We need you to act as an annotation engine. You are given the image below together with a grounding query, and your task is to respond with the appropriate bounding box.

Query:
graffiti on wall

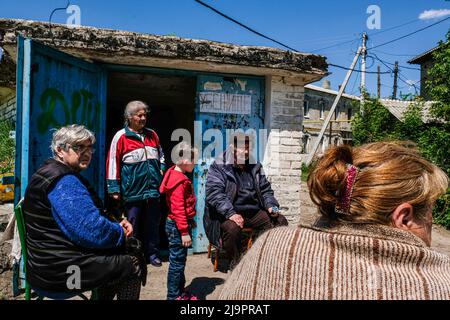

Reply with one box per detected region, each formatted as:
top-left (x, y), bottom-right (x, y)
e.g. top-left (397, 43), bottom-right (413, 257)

top-left (37, 88), bottom-right (101, 134)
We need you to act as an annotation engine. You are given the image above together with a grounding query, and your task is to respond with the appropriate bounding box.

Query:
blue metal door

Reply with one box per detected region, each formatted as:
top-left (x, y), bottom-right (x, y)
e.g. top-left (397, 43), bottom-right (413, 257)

top-left (192, 74), bottom-right (265, 252)
top-left (14, 37), bottom-right (107, 203)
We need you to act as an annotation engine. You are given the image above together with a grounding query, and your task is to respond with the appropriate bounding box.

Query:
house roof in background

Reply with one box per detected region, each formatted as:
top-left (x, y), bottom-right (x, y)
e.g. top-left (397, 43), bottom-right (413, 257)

top-left (379, 99), bottom-right (435, 123)
top-left (305, 84), bottom-right (361, 100)
top-left (408, 45), bottom-right (441, 65)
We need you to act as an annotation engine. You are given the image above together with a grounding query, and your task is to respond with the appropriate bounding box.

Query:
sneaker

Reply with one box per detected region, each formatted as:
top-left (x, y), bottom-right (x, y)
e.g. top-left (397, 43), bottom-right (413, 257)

top-left (181, 288), bottom-right (199, 300)
top-left (148, 255), bottom-right (162, 267)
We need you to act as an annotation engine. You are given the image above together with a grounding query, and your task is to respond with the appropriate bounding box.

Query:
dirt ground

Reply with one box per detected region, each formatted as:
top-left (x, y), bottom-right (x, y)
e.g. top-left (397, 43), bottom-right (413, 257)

top-left (1, 182), bottom-right (449, 300)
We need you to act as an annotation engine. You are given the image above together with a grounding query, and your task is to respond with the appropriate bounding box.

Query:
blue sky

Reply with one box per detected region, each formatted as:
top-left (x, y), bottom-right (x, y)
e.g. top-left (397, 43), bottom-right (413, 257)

top-left (1, 0), bottom-right (450, 98)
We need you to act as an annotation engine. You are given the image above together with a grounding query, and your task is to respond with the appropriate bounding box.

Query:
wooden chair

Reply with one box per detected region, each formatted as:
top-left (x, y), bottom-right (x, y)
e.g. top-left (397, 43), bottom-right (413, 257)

top-left (14, 199), bottom-right (98, 300)
top-left (207, 227), bottom-right (254, 272)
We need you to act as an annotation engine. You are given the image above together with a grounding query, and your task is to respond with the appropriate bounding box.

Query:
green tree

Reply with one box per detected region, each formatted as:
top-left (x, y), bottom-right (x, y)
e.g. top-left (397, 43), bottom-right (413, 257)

top-left (422, 32), bottom-right (450, 226)
top-left (351, 98), bottom-right (397, 145)
top-left (351, 30), bottom-right (450, 228)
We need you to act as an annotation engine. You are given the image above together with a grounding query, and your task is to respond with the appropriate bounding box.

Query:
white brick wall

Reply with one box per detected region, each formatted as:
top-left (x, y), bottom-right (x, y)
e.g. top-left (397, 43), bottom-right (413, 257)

top-left (263, 76), bottom-right (304, 225)
top-left (0, 95), bottom-right (16, 124)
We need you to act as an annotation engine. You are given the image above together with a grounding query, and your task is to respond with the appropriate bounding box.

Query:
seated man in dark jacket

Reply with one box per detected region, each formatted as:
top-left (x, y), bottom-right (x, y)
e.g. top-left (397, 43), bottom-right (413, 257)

top-left (204, 133), bottom-right (288, 265)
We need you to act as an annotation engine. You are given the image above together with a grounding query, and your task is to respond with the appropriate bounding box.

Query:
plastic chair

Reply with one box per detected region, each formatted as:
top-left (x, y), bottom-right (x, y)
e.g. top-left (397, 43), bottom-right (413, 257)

top-left (14, 199), bottom-right (98, 300)
top-left (207, 227), bottom-right (254, 272)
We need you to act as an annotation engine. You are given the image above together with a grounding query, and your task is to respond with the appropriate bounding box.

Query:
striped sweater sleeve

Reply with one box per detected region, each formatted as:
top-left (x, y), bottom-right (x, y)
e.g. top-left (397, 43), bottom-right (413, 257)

top-left (151, 129), bottom-right (166, 171)
top-left (106, 129), bottom-right (124, 194)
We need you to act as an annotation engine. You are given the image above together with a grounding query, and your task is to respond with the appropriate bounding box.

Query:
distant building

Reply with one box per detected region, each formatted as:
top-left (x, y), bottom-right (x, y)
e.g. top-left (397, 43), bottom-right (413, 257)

top-left (408, 45), bottom-right (441, 100)
top-left (302, 81), bottom-right (360, 160)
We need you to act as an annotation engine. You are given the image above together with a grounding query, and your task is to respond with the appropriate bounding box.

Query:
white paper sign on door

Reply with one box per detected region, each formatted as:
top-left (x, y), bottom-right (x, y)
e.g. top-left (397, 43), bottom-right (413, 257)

top-left (199, 92), bottom-right (251, 115)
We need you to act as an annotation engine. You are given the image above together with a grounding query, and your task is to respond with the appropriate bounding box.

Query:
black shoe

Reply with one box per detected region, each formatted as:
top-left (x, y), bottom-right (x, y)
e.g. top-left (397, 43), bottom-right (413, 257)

top-left (148, 255), bottom-right (162, 267)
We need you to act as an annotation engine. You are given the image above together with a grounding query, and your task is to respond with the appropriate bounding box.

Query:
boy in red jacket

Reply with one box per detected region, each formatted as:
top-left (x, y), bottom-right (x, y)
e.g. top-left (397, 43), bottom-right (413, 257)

top-left (159, 142), bottom-right (198, 300)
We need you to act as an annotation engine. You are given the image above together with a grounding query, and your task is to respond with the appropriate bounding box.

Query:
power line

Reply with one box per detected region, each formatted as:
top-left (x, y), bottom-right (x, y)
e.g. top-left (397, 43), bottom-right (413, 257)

top-left (371, 49), bottom-right (416, 57)
top-left (368, 18), bottom-right (420, 37)
top-left (193, 1), bottom-right (382, 73)
top-left (371, 53), bottom-right (419, 93)
top-left (328, 62), bottom-right (390, 74)
top-left (370, 16), bottom-right (450, 50)
top-left (371, 58), bottom-right (421, 71)
top-left (194, 0), bottom-right (363, 54)
top-left (193, 0), bottom-right (421, 76)
top-left (49, 0), bottom-right (71, 45)
top-left (311, 18), bottom-right (421, 53)
top-left (310, 38), bottom-right (360, 53)
top-left (193, 0), bottom-right (298, 52)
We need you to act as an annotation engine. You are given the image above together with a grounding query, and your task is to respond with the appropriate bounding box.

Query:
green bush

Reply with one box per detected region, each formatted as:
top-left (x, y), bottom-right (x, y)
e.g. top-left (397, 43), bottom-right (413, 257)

top-left (0, 120), bottom-right (15, 174)
top-left (301, 163), bottom-right (310, 182)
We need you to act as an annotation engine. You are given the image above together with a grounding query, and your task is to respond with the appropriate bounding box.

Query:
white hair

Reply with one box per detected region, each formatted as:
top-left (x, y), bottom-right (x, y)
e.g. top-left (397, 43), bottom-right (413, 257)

top-left (124, 100), bottom-right (149, 126)
top-left (51, 124), bottom-right (96, 156)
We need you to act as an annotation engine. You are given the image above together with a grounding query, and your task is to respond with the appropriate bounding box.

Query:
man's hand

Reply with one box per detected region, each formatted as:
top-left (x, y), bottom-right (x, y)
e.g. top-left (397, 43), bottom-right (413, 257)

top-left (111, 192), bottom-right (121, 201)
top-left (268, 207), bottom-right (280, 218)
top-left (120, 219), bottom-right (133, 237)
top-left (181, 234), bottom-right (192, 247)
top-left (229, 213), bottom-right (244, 228)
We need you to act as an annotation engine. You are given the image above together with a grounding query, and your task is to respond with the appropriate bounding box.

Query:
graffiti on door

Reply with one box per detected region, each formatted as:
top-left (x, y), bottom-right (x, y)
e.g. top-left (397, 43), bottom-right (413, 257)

top-left (37, 88), bottom-right (101, 134)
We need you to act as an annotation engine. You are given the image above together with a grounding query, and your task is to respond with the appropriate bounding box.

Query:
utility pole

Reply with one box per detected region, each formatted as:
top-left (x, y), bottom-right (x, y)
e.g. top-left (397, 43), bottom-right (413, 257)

top-left (329, 120), bottom-right (333, 145)
top-left (393, 61), bottom-right (399, 99)
top-left (304, 46), bottom-right (362, 166)
top-left (360, 33), bottom-right (368, 95)
top-left (377, 65), bottom-right (381, 98)
top-left (360, 33), bottom-right (368, 112)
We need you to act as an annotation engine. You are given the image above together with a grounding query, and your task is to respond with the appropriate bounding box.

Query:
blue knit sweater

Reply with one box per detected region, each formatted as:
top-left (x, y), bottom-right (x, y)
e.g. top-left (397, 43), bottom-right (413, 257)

top-left (48, 174), bottom-right (124, 249)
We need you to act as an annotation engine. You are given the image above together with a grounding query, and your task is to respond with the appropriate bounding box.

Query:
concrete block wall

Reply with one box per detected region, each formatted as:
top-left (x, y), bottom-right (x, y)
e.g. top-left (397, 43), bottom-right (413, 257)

top-left (0, 95), bottom-right (16, 125)
top-left (263, 76), bottom-right (304, 225)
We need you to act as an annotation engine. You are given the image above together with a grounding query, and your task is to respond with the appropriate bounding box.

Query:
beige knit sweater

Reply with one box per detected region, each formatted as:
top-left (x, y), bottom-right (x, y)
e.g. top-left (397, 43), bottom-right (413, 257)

top-left (219, 223), bottom-right (450, 300)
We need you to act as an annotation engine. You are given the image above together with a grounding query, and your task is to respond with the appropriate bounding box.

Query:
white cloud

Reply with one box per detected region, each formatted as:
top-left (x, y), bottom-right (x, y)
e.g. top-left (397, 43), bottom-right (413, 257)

top-left (419, 9), bottom-right (450, 20)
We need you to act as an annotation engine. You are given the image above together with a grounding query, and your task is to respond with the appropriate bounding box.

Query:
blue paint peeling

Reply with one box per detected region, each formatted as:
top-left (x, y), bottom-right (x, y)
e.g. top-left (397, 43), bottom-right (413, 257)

top-left (192, 74), bottom-right (265, 253)
top-left (15, 37), bottom-right (107, 203)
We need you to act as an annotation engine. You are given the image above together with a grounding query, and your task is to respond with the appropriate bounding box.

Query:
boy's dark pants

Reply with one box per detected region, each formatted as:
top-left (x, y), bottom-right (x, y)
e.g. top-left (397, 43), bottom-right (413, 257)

top-left (220, 210), bottom-right (288, 263)
top-left (125, 198), bottom-right (161, 260)
top-left (166, 219), bottom-right (191, 300)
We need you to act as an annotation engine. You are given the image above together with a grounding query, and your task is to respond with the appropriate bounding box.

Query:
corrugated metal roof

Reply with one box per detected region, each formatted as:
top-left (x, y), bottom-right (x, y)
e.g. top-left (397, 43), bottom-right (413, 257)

top-left (379, 99), bottom-right (435, 123)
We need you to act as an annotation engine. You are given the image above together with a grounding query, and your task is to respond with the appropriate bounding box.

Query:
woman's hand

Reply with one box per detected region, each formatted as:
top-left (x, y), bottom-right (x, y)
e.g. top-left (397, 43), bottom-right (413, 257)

top-left (120, 219), bottom-right (133, 237)
top-left (109, 192), bottom-right (120, 201)
top-left (181, 234), bottom-right (192, 247)
top-left (111, 192), bottom-right (121, 201)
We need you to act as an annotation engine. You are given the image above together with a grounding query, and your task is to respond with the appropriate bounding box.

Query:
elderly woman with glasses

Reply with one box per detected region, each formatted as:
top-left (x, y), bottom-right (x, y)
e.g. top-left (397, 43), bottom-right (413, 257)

top-left (22, 124), bottom-right (145, 300)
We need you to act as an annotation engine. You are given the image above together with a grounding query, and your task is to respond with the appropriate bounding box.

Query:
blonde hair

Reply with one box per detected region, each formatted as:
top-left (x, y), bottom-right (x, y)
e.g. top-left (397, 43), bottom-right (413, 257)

top-left (308, 141), bottom-right (448, 225)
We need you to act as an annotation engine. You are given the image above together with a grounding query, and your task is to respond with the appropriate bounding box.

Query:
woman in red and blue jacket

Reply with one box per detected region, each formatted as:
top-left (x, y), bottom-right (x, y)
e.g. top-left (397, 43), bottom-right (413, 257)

top-left (106, 101), bottom-right (165, 267)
